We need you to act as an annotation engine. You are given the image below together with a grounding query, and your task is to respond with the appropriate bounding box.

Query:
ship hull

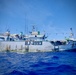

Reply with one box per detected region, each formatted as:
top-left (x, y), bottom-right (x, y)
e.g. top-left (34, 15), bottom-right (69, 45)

top-left (0, 41), bottom-right (54, 52)
top-left (0, 41), bottom-right (76, 52)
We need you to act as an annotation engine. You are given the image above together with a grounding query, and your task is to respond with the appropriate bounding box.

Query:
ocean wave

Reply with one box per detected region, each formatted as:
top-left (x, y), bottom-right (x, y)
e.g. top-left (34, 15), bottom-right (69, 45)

top-left (0, 52), bottom-right (76, 75)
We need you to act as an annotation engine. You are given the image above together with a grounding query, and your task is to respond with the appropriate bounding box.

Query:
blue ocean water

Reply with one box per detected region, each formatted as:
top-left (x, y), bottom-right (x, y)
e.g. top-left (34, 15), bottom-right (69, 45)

top-left (0, 51), bottom-right (76, 75)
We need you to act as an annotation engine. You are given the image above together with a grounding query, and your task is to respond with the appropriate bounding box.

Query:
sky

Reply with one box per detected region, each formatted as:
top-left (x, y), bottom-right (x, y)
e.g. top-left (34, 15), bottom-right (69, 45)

top-left (0, 0), bottom-right (76, 40)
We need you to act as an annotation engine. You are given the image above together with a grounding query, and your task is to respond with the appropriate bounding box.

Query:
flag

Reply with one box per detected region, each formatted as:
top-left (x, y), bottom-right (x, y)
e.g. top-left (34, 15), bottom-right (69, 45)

top-left (70, 28), bottom-right (72, 31)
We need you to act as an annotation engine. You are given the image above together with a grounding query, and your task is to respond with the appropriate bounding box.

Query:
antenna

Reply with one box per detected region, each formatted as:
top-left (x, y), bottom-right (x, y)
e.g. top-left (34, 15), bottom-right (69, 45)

top-left (32, 25), bottom-right (35, 31)
top-left (25, 24), bottom-right (26, 34)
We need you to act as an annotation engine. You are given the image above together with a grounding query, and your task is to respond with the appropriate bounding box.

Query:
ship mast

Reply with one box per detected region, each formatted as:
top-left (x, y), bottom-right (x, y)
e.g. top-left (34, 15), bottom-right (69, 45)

top-left (70, 28), bottom-right (74, 38)
top-left (24, 16), bottom-right (28, 34)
